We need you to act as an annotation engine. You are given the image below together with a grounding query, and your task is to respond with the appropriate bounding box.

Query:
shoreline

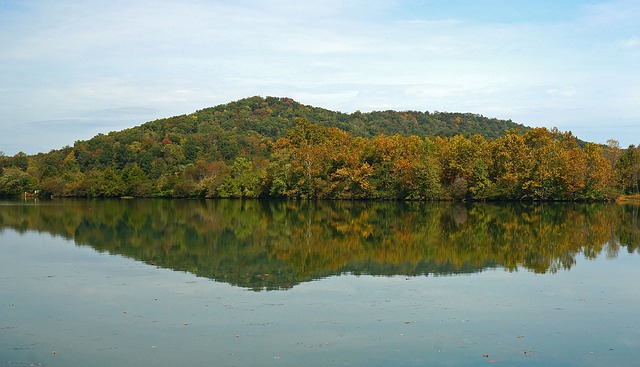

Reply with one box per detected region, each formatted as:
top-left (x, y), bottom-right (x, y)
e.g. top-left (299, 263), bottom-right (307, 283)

top-left (616, 194), bottom-right (640, 203)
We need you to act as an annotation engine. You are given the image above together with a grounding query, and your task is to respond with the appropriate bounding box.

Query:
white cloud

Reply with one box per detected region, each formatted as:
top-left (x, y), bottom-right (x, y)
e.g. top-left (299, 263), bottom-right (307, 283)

top-left (546, 87), bottom-right (577, 98)
top-left (619, 36), bottom-right (639, 48)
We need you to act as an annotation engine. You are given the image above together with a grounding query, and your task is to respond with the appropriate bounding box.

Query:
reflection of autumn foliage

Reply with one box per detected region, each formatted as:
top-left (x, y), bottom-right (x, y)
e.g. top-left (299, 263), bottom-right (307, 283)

top-left (0, 199), bottom-right (638, 290)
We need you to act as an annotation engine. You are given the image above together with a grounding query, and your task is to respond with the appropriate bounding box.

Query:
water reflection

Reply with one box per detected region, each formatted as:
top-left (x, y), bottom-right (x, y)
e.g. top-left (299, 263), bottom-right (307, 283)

top-left (1, 199), bottom-right (638, 290)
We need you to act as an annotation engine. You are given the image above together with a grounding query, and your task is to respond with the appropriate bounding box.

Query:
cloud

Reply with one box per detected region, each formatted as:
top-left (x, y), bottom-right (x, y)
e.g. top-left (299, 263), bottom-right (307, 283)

top-left (619, 36), bottom-right (639, 48)
top-left (1, 0), bottom-right (639, 154)
top-left (546, 87), bottom-right (577, 98)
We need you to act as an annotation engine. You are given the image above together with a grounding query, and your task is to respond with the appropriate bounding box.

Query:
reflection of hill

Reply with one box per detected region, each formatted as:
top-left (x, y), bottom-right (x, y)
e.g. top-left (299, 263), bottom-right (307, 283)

top-left (1, 199), bottom-right (638, 290)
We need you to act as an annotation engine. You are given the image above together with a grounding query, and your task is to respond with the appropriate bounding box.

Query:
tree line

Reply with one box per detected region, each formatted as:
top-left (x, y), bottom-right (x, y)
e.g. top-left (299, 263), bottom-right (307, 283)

top-left (0, 120), bottom-right (636, 201)
top-left (0, 96), bottom-right (637, 200)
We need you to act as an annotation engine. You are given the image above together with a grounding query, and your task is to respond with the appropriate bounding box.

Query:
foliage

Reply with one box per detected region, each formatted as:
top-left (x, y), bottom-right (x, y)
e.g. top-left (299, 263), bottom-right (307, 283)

top-left (0, 167), bottom-right (35, 196)
top-left (0, 97), bottom-right (633, 200)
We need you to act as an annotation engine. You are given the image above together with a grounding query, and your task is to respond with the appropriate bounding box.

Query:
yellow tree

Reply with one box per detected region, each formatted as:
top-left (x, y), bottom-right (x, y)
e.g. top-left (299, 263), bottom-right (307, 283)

top-left (435, 134), bottom-right (493, 200)
top-left (269, 119), bottom-right (332, 198)
top-left (582, 143), bottom-right (614, 200)
top-left (369, 134), bottom-right (433, 199)
top-left (323, 129), bottom-right (374, 199)
top-left (521, 128), bottom-right (557, 199)
top-left (491, 130), bottom-right (531, 199)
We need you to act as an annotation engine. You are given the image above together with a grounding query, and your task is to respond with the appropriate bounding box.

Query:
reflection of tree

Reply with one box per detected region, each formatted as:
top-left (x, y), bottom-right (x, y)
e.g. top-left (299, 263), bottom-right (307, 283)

top-left (615, 204), bottom-right (640, 254)
top-left (0, 199), bottom-right (637, 291)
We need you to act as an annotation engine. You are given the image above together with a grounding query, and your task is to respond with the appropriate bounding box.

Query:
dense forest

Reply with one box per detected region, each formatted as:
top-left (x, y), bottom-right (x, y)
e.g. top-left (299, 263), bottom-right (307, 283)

top-left (0, 96), bottom-right (638, 201)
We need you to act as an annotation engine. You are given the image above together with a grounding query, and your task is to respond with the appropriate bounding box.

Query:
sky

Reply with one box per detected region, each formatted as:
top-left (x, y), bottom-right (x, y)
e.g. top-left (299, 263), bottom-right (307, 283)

top-left (0, 0), bottom-right (638, 155)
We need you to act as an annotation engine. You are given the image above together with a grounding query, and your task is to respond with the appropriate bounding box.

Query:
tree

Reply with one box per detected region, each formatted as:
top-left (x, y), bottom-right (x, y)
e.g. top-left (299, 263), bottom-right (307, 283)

top-left (40, 176), bottom-right (66, 197)
top-left (435, 135), bottom-right (492, 200)
top-left (267, 119), bottom-right (333, 199)
top-left (605, 140), bottom-right (621, 174)
top-left (323, 132), bottom-right (373, 199)
top-left (123, 164), bottom-right (151, 197)
top-left (99, 167), bottom-right (127, 197)
top-left (217, 157), bottom-right (261, 198)
top-left (616, 145), bottom-right (640, 194)
top-left (491, 130), bottom-right (529, 199)
top-left (12, 152), bottom-right (29, 171)
top-left (581, 143), bottom-right (613, 200)
top-left (369, 135), bottom-right (410, 198)
top-left (0, 167), bottom-right (34, 196)
top-left (201, 161), bottom-right (231, 198)
top-left (0, 150), bottom-right (5, 176)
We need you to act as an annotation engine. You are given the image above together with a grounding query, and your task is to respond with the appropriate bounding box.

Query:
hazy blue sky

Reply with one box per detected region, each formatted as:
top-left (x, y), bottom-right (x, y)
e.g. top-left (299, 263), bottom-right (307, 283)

top-left (1, 0), bottom-right (638, 155)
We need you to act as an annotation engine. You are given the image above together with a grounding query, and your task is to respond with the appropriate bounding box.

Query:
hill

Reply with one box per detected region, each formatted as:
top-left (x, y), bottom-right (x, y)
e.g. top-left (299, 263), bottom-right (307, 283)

top-left (67, 95), bottom-right (531, 168)
top-left (0, 96), bottom-right (630, 201)
top-left (58, 96), bottom-right (531, 166)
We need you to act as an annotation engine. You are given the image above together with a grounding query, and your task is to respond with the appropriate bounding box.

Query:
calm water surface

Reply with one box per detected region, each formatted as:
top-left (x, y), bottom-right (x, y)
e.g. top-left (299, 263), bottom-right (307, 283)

top-left (1, 199), bottom-right (639, 366)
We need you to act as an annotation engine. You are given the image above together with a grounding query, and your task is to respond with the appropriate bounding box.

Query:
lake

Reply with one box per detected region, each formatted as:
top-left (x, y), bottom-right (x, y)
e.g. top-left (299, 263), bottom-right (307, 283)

top-left (1, 199), bottom-right (639, 366)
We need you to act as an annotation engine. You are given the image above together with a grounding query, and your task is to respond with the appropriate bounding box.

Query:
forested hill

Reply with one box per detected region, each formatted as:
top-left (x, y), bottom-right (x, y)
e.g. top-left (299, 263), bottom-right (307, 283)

top-left (3, 95), bottom-right (636, 201)
top-left (193, 96), bottom-right (530, 140)
top-left (107, 95), bottom-right (531, 162)
top-left (81, 95), bottom-right (531, 162)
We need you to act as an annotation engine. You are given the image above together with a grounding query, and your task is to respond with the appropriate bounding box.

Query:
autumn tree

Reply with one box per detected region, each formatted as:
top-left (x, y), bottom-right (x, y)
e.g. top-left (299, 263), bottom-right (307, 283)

top-left (581, 143), bottom-right (613, 200)
top-left (322, 130), bottom-right (374, 199)
top-left (267, 119), bottom-right (333, 198)
top-left (367, 135), bottom-right (440, 199)
top-left (491, 130), bottom-right (530, 199)
top-left (616, 145), bottom-right (640, 194)
top-left (434, 134), bottom-right (493, 200)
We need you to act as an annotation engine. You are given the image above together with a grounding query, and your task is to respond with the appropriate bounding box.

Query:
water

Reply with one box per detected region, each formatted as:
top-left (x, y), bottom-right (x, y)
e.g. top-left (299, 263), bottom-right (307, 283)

top-left (1, 199), bottom-right (639, 366)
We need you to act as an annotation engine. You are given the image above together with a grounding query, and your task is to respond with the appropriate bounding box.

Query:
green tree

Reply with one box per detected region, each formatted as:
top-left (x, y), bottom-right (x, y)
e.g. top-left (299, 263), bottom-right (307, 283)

top-left (218, 157), bottom-right (261, 198)
top-left (0, 167), bottom-right (35, 196)
top-left (39, 176), bottom-right (66, 197)
top-left (12, 152), bottom-right (29, 171)
top-left (123, 164), bottom-right (151, 197)
top-left (100, 167), bottom-right (127, 197)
